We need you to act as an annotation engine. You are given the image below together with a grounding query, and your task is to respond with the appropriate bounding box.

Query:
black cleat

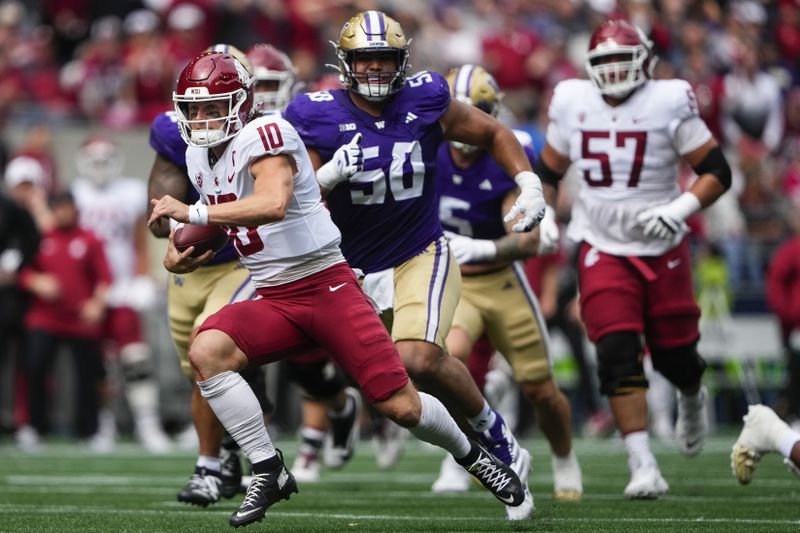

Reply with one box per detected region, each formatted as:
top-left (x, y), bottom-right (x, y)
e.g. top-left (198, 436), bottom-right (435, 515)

top-left (220, 448), bottom-right (243, 499)
top-left (459, 440), bottom-right (525, 507)
top-left (324, 387), bottom-right (362, 469)
top-left (177, 467), bottom-right (222, 507)
top-left (229, 451), bottom-right (298, 528)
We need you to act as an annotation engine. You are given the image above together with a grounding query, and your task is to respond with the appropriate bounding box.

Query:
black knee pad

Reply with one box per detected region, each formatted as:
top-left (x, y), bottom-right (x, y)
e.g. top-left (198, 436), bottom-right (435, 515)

top-left (239, 366), bottom-right (274, 416)
top-left (650, 342), bottom-right (707, 389)
top-left (595, 332), bottom-right (647, 396)
top-left (285, 358), bottom-right (348, 400)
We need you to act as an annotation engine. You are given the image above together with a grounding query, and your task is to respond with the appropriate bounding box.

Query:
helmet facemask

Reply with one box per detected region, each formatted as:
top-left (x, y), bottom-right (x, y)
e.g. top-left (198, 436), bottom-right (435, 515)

top-left (331, 11), bottom-right (410, 103)
top-left (252, 71), bottom-right (294, 112)
top-left (174, 87), bottom-right (250, 148)
top-left (76, 140), bottom-right (123, 186)
top-left (335, 47), bottom-right (409, 102)
top-left (586, 47), bottom-right (650, 99)
top-left (173, 52), bottom-right (254, 148)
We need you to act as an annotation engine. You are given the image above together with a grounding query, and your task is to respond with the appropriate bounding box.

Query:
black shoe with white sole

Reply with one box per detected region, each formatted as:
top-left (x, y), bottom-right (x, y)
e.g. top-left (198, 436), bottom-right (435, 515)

top-left (220, 447), bottom-right (243, 499)
top-left (177, 467), bottom-right (222, 507)
top-left (457, 440), bottom-right (525, 507)
top-left (229, 451), bottom-right (298, 528)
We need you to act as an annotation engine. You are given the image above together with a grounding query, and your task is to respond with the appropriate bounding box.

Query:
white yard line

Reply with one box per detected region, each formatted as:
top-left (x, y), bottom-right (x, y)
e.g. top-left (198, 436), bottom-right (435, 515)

top-left (0, 504), bottom-right (797, 526)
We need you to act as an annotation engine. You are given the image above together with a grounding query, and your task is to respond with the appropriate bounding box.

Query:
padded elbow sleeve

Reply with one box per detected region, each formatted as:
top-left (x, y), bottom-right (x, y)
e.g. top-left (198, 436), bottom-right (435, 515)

top-left (533, 157), bottom-right (564, 188)
top-left (692, 146), bottom-right (731, 190)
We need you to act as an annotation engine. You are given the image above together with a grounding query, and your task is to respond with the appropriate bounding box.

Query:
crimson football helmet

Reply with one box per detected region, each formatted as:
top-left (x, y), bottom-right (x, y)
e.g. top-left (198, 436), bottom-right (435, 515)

top-left (586, 20), bottom-right (656, 99)
top-left (173, 51), bottom-right (254, 147)
top-left (76, 136), bottom-right (123, 186)
top-left (246, 43), bottom-right (296, 112)
top-left (333, 10), bottom-right (410, 102)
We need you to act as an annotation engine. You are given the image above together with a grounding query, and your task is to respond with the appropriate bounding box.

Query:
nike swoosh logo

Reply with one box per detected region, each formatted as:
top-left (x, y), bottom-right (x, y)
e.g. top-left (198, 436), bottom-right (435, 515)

top-left (667, 259), bottom-right (681, 269)
top-left (228, 150), bottom-right (237, 182)
top-left (329, 283), bottom-right (347, 292)
top-left (235, 508), bottom-right (259, 518)
top-left (498, 492), bottom-right (516, 504)
top-left (686, 438), bottom-right (702, 449)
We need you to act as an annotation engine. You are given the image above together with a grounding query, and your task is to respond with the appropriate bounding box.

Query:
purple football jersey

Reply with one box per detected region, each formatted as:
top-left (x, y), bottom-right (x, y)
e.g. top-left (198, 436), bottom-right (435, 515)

top-left (284, 71), bottom-right (451, 273)
top-left (148, 111), bottom-right (238, 265)
top-left (436, 143), bottom-right (535, 240)
top-left (149, 112), bottom-right (187, 170)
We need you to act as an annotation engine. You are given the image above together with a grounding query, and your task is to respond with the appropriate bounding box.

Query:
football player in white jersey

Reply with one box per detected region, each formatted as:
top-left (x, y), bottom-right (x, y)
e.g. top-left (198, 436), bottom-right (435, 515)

top-left (147, 43), bottom-right (363, 506)
top-left (534, 19), bottom-right (732, 499)
top-left (71, 135), bottom-right (172, 454)
top-left (149, 51), bottom-right (527, 528)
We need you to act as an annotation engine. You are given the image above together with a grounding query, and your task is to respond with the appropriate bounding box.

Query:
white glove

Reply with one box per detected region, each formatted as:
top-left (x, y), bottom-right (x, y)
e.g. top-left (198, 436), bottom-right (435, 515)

top-left (445, 231), bottom-right (497, 264)
top-left (537, 205), bottom-right (559, 255)
top-left (126, 275), bottom-right (159, 311)
top-left (636, 192), bottom-right (701, 241)
top-left (316, 132), bottom-right (363, 190)
top-left (504, 171), bottom-right (546, 232)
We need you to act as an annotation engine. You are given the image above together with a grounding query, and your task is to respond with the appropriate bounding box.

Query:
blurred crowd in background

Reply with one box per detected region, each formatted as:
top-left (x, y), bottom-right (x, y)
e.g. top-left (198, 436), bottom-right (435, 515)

top-left (2, 0), bottom-right (800, 445)
top-left (0, 0), bottom-right (795, 304)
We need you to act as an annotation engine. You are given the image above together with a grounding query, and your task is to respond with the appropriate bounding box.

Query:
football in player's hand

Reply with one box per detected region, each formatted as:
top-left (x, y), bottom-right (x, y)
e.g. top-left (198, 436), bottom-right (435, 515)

top-left (173, 223), bottom-right (229, 257)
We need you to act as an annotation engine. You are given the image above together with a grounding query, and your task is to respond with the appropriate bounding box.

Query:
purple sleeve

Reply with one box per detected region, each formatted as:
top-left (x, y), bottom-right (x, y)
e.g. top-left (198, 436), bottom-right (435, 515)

top-left (149, 112), bottom-right (187, 169)
top-left (400, 71), bottom-right (451, 123)
top-left (284, 92), bottom-right (332, 157)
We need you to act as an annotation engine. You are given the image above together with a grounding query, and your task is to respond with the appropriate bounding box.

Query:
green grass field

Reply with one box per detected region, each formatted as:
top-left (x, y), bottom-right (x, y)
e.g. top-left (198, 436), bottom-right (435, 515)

top-left (0, 434), bottom-right (798, 532)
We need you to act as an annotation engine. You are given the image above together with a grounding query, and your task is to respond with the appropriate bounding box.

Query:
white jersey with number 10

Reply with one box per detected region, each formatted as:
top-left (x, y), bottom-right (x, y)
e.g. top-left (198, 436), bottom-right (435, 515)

top-left (185, 116), bottom-right (344, 287)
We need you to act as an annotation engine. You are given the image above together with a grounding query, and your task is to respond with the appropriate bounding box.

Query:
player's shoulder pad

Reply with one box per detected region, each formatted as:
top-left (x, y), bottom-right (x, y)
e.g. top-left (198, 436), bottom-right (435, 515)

top-left (149, 111), bottom-right (186, 158)
top-left (112, 177), bottom-right (147, 198)
top-left (284, 90), bottom-right (337, 137)
top-left (654, 79), bottom-right (700, 121)
top-left (548, 78), bottom-right (590, 118)
top-left (235, 116), bottom-right (301, 160)
top-left (402, 70), bottom-right (451, 115)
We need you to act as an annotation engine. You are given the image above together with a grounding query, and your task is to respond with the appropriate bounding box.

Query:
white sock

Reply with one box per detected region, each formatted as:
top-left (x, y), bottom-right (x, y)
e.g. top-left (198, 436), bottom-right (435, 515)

top-left (198, 371), bottom-right (276, 464)
top-left (777, 428), bottom-right (800, 459)
top-left (120, 343), bottom-right (161, 419)
top-left (329, 394), bottom-right (354, 419)
top-left (467, 400), bottom-right (497, 433)
top-left (408, 392), bottom-right (471, 459)
top-left (300, 426), bottom-right (326, 443)
top-left (679, 387), bottom-right (705, 409)
top-left (96, 408), bottom-right (117, 437)
top-left (197, 455), bottom-right (221, 471)
top-left (624, 430), bottom-right (657, 470)
top-left (125, 379), bottom-right (160, 420)
top-left (552, 449), bottom-right (578, 468)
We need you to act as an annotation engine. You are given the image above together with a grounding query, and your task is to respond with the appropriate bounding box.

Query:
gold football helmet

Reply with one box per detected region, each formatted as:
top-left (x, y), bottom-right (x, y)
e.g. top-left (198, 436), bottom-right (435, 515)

top-left (445, 64), bottom-right (504, 153)
top-left (205, 43), bottom-right (254, 77)
top-left (332, 11), bottom-right (409, 101)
